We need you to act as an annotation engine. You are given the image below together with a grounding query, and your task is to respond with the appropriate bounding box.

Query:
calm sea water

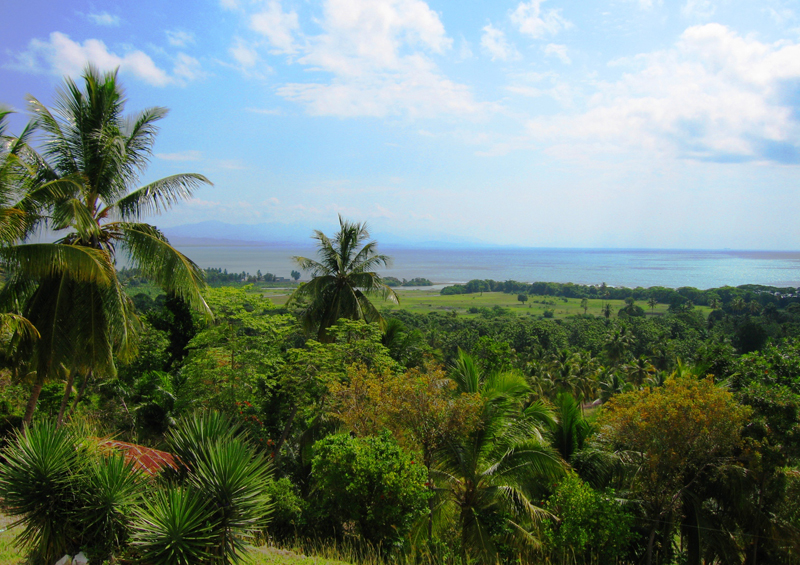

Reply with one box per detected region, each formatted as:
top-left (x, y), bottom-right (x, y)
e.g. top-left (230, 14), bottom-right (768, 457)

top-left (173, 245), bottom-right (800, 290)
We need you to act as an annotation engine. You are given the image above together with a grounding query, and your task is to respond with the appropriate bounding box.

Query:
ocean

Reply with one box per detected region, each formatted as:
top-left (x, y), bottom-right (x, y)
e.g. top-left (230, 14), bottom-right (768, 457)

top-left (172, 245), bottom-right (800, 290)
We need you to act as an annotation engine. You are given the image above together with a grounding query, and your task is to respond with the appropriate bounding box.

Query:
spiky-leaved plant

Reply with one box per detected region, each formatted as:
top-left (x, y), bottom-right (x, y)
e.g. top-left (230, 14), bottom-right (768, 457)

top-left (0, 421), bottom-right (81, 563)
top-left (75, 452), bottom-right (142, 561)
top-left (165, 412), bottom-right (272, 564)
top-left (130, 487), bottom-right (216, 565)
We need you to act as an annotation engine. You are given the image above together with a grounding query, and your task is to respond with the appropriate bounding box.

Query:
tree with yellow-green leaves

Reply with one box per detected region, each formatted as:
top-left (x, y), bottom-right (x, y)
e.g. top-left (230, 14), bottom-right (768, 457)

top-left (598, 374), bottom-right (750, 565)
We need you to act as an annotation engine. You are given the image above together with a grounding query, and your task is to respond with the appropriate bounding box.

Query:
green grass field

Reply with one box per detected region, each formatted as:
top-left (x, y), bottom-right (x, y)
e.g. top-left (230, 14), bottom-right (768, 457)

top-left (259, 288), bottom-right (709, 320)
top-left (0, 518), bottom-right (356, 565)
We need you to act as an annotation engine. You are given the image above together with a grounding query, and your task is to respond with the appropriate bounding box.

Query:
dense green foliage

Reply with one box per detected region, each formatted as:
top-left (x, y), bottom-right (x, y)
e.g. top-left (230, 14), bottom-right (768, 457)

top-left (311, 433), bottom-right (429, 550)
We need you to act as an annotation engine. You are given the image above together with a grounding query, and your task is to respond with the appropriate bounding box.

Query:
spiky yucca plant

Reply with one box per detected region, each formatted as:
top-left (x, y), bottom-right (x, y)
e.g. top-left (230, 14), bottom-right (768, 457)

top-left (0, 421), bottom-right (81, 563)
top-left (130, 487), bottom-right (216, 565)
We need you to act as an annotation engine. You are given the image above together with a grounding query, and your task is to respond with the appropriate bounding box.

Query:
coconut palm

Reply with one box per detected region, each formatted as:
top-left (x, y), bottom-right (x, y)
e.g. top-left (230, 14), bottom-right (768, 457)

top-left (0, 66), bottom-right (212, 424)
top-left (289, 215), bottom-right (398, 342)
top-left (439, 352), bottom-right (564, 561)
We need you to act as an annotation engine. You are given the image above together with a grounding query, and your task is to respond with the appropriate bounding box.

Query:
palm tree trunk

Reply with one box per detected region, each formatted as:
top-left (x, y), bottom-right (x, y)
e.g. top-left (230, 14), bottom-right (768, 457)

top-left (23, 372), bottom-right (44, 427)
top-left (56, 370), bottom-right (76, 428)
top-left (67, 369), bottom-right (92, 420)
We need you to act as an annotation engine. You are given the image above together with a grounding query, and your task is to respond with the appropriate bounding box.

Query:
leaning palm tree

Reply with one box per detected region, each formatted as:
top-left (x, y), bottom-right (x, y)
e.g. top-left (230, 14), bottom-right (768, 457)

top-left (289, 215), bottom-right (398, 342)
top-left (0, 66), bottom-right (212, 424)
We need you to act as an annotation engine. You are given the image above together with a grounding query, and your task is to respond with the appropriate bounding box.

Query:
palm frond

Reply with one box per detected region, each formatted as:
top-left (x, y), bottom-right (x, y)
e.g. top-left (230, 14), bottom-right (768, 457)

top-left (0, 243), bottom-right (114, 285)
top-left (116, 173), bottom-right (212, 220)
top-left (118, 222), bottom-right (211, 317)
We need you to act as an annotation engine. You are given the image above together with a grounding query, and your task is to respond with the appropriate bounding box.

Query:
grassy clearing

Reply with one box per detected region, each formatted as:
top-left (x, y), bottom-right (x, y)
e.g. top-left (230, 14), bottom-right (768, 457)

top-left (0, 520), bottom-right (357, 565)
top-left (0, 516), bottom-right (23, 565)
top-left (261, 288), bottom-right (710, 320)
top-left (380, 290), bottom-right (710, 320)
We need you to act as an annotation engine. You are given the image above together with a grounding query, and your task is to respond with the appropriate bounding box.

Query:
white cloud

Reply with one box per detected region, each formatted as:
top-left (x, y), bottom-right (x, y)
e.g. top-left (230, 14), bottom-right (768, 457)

top-left (156, 150), bottom-right (202, 161)
top-left (681, 0), bottom-right (716, 19)
top-left (526, 24), bottom-right (800, 164)
top-left (544, 43), bottom-right (570, 64)
top-left (510, 0), bottom-right (572, 39)
top-left (481, 24), bottom-right (518, 61)
top-left (230, 38), bottom-right (260, 68)
top-left (250, 0), bottom-right (300, 54)
top-left (10, 32), bottom-right (202, 87)
top-left (172, 53), bottom-right (204, 81)
top-left (166, 29), bottom-right (196, 47)
top-left (88, 12), bottom-right (120, 26)
top-left (250, 0), bottom-right (485, 118)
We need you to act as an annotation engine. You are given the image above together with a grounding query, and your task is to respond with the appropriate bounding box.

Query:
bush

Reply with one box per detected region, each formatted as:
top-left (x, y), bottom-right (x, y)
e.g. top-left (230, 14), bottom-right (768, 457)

top-left (263, 477), bottom-right (305, 541)
top-left (542, 474), bottom-right (636, 564)
top-left (311, 432), bottom-right (429, 550)
top-left (75, 453), bottom-right (142, 562)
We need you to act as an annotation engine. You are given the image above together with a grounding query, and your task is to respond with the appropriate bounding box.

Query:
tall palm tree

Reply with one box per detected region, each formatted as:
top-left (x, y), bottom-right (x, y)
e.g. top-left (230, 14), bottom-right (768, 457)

top-left (0, 66), bottom-right (212, 424)
top-left (289, 215), bottom-right (398, 342)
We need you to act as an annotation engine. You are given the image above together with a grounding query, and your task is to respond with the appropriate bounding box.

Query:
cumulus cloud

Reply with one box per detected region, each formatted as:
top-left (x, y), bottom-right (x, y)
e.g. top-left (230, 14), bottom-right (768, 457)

top-left (526, 24), bottom-right (800, 164)
top-left (88, 12), bottom-right (120, 26)
top-left (10, 32), bottom-right (202, 87)
top-left (510, 0), bottom-right (572, 39)
top-left (481, 24), bottom-right (518, 61)
top-left (230, 38), bottom-right (260, 68)
top-left (250, 0), bottom-right (300, 54)
top-left (247, 0), bottom-right (485, 118)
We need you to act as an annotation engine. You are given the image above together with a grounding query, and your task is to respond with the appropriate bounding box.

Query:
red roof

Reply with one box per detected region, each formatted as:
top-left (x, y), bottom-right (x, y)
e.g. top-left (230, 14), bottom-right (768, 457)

top-left (100, 440), bottom-right (181, 475)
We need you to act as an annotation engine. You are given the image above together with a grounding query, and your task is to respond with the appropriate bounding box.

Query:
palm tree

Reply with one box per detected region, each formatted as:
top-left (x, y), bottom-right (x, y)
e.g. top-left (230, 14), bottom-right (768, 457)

top-left (0, 66), bottom-right (212, 425)
top-left (438, 356), bottom-right (564, 561)
top-left (289, 215), bottom-right (398, 342)
top-left (622, 355), bottom-right (656, 388)
top-left (648, 297), bottom-right (658, 311)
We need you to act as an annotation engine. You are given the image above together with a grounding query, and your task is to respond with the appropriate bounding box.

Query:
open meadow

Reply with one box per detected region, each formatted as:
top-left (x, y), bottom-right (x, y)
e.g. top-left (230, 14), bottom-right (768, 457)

top-left (257, 287), bottom-right (710, 320)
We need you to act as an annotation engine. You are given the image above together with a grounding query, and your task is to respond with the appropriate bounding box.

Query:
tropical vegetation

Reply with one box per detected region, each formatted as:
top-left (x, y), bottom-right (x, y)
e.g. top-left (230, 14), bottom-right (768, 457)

top-left (1, 67), bottom-right (800, 565)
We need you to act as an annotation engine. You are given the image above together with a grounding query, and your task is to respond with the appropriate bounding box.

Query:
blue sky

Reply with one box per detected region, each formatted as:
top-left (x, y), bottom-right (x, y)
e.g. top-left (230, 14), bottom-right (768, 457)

top-left (2, 0), bottom-right (800, 249)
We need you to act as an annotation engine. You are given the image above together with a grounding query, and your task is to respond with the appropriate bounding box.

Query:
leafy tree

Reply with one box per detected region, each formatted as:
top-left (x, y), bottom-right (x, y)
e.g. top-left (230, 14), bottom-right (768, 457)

top-left (598, 374), bottom-right (750, 565)
top-left (0, 67), bottom-right (211, 425)
top-left (581, 297), bottom-right (589, 314)
top-left (311, 432), bottom-right (429, 550)
top-left (290, 216), bottom-right (398, 342)
top-left (328, 361), bottom-right (482, 535)
top-left (290, 269), bottom-right (300, 281)
top-left (180, 286), bottom-right (293, 413)
top-left (517, 293), bottom-right (528, 305)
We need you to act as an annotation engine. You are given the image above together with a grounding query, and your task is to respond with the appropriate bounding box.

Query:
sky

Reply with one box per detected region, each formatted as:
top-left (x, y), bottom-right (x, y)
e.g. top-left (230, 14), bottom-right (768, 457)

top-left (2, 0), bottom-right (800, 249)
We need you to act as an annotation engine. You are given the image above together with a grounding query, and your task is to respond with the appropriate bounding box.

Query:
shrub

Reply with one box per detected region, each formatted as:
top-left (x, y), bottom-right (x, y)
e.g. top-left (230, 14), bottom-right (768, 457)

top-left (311, 432), bottom-right (429, 550)
top-left (542, 474), bottom-right (636, 564)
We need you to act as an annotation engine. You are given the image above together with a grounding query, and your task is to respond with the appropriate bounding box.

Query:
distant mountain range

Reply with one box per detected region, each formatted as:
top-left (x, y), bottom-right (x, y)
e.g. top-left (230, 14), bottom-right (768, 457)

top-left (162, 220), bottom-right (496, 249)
